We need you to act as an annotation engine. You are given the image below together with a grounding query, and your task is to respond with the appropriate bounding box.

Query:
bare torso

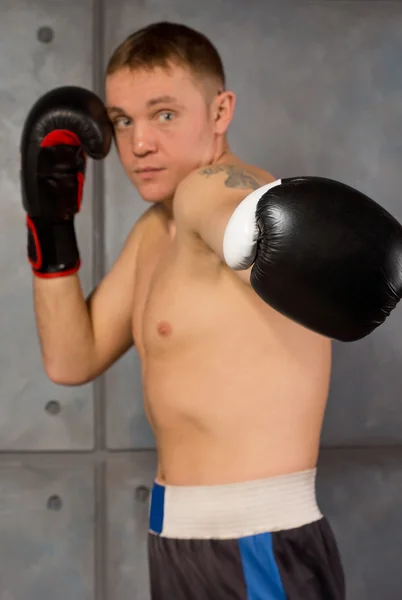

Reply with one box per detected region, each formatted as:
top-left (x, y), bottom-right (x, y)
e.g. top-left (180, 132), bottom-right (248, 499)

top-left (132, 160), bottom-right (332, 486)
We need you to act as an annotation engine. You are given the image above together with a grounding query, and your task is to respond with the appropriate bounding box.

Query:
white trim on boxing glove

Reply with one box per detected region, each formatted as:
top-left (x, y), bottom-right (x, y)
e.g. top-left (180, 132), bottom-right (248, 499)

top-left (223, 179), bottom-right (282, 270)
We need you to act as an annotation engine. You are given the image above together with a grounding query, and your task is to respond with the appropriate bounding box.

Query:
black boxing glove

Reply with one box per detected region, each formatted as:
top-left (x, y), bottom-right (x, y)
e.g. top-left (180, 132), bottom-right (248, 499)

top-left (222, 176), bottom-right (402, 342)
top-left (20, 86), bottom-right (112, 277)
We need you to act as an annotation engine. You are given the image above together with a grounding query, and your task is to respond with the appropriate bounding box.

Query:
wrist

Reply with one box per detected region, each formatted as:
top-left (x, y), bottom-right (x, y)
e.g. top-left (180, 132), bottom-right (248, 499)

top-left (27, 216), bottom-right (81, 277)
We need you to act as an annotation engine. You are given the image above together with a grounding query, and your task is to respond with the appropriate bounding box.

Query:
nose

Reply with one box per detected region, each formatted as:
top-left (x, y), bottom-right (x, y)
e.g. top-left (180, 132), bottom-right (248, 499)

top-left (131, 121), bottom-right (156, 157)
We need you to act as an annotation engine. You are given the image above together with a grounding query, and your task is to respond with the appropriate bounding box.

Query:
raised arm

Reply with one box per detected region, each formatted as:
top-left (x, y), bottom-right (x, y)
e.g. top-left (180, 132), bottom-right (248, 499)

top-left (21, 85), bottom-right (139, 385)
top-left (174, 166), bottom-right (402, 342)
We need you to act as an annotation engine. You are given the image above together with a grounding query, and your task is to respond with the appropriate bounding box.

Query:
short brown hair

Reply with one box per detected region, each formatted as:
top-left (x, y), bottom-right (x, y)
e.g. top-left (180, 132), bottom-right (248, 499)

top-left (106, 21), bottom-right (226, 91)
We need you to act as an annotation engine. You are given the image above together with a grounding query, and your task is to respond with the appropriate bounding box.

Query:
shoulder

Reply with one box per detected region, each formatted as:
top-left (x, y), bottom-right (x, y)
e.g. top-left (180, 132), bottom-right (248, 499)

top-left (122, 204), bottom-right (163, 252)
top-left (173, 162), bottom-right (276, 229)
top-left (176, 163), bottom-right (274, 197)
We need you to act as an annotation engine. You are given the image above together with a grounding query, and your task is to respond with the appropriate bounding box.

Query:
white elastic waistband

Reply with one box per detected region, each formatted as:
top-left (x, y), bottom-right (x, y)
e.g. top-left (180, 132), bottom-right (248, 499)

top-left (149, 468), bottom-right (323, 539)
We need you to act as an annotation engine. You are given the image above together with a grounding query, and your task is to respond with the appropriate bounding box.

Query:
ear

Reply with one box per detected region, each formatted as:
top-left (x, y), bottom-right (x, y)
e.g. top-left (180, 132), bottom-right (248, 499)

top-left (212, 90), bottom-right (236, 134)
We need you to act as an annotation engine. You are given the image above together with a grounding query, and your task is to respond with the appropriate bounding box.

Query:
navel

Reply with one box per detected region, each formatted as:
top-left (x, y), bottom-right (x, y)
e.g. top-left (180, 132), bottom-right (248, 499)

top-left (157, 320), bottom-right (173, 337)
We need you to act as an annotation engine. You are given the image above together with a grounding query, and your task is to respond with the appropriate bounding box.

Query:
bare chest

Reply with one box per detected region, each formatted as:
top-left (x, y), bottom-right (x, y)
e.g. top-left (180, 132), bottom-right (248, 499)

top-left (132, 230), bottom-right (221, 359)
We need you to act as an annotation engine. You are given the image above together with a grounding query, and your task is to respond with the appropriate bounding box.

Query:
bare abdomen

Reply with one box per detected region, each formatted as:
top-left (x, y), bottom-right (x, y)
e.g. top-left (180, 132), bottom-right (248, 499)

top-left (143, 331), bottom-right (331, 486)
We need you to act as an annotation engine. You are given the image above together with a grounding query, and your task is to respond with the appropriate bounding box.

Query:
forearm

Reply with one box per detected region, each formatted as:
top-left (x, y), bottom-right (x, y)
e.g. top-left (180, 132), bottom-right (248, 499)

top-left (33, 274), bottom-right (96, 384)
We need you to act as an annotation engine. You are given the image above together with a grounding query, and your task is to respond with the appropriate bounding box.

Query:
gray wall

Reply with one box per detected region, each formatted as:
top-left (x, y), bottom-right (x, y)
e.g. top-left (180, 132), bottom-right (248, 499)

top-left (1, 0), bottom-right (402, 598)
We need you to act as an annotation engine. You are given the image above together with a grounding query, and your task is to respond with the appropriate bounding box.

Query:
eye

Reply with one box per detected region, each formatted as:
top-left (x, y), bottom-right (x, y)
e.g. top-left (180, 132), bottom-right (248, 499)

top-left (157, 111), bottom-right (174, 123)
top-left (113, 116), bottom-right (131, 129)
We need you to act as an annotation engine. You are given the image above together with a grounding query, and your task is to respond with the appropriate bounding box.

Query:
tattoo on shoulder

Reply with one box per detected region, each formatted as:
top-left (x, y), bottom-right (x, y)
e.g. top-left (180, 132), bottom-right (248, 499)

top-left (198, 165), bottom-right (262, 190)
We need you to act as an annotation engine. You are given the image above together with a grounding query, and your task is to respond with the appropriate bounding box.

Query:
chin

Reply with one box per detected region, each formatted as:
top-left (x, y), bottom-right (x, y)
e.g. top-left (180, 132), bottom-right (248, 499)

top-left (139, 188), bottom-right (172, 204)
top-left (135, 181), bottom-right (176, 205)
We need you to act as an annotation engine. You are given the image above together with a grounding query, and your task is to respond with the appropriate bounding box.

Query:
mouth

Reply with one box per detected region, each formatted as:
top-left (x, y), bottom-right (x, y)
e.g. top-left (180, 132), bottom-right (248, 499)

top-left (134, 167), bottom-right (165, 174)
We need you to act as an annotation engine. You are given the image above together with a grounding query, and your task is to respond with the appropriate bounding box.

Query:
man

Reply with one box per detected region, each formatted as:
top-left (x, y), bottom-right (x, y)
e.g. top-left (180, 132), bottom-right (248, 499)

top-left (20, 21), bottom-right (402, 600)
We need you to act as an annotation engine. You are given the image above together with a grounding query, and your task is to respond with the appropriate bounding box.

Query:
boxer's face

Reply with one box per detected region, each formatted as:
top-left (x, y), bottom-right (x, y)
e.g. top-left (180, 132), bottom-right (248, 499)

top-left (105, 64), bottom-right (234, 204)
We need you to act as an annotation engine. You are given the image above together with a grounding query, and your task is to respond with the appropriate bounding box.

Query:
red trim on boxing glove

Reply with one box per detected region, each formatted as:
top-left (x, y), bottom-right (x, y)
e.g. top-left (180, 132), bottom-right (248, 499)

top-left (26, 215), bottom-right (81, 278)
top-left (40, 129), bottom-right (81, 147)
top-left (32, 261), bottom-right (81, 279)
top-left (26, 215), bottom-right (42, 271)
top-left (77, 172), bottom-right (85, 211)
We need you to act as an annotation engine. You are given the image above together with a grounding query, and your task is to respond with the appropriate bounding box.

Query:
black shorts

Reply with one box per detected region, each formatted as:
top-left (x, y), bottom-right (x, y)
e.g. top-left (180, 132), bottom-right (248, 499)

top-left (147, 469), bottom-right (345, 599)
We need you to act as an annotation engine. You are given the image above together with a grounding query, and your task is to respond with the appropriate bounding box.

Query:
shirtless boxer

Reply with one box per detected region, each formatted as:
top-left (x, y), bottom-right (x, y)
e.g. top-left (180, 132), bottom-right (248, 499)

top-left (20, 21), bottom-right (402, 600)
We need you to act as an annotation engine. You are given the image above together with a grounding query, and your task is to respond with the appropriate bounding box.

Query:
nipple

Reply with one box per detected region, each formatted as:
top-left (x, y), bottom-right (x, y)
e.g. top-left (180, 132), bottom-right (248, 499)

top-left (157, 321), bottom-right (172, 337)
